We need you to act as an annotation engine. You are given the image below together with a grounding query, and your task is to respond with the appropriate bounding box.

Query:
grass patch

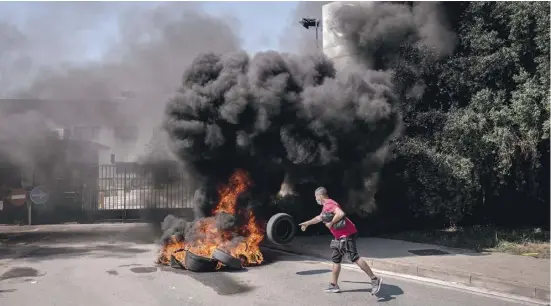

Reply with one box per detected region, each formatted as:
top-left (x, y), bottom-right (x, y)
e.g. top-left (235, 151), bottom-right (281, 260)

top-left (381, 226), bottom-right (550, 259)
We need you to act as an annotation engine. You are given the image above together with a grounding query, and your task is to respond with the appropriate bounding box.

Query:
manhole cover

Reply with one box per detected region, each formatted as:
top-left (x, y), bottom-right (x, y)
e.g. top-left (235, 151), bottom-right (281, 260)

top-left (408, 249), bottom-right (449, 256)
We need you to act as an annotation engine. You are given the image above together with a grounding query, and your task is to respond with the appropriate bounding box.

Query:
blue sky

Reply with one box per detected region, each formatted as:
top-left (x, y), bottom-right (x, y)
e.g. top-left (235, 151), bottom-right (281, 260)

top-left (202, 1), bottom-right (299, 53)
top-left (0, 1), bottom-right (302, 61)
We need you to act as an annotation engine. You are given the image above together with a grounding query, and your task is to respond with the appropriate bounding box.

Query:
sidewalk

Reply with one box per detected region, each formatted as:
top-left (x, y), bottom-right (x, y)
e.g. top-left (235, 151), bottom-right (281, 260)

top-left (264, 236), bottom-right (550, 302)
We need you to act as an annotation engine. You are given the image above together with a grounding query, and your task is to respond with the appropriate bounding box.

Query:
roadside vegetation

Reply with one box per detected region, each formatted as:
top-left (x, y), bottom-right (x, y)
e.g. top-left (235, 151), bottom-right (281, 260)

top-left (357, 2), bottom-right (550, 239)
top-left (383, 226), bottom-right (550, 259)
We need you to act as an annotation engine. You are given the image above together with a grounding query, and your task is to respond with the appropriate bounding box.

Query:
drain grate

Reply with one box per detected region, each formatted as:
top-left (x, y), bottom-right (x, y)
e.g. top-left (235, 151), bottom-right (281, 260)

top-left (408, 249), bottom-right (449, 256)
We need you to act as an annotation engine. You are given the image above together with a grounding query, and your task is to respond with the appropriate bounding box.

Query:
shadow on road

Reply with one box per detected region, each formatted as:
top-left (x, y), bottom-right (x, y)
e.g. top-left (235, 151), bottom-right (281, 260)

top-left (342, 280), bottom-right (404, 302)
top-left (219, 266), bottom-right (249, 273)
top-left (159, 265), bottom-right (255, 296)
top-left (295, 269), bottom-right (331, 275)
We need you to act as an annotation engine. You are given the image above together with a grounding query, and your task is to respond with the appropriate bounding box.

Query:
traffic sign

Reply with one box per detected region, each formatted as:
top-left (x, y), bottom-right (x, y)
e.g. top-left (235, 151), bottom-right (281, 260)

top-left (10, 189), bottom-right (27, 206)
top-left (30, 186), bottom-right (49, 205)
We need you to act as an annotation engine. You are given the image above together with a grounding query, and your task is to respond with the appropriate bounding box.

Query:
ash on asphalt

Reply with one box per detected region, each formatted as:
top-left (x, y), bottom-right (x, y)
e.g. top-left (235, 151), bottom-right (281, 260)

top-left (106, 270), bottom-right (119, 276)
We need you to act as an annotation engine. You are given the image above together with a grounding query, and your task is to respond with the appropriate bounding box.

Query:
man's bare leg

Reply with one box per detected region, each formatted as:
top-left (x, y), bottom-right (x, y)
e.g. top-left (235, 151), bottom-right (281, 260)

top-left (354, 258), bottom-right (383, 295)
top-left (324, 262), bottom-right (342, 293)
top-left (332, 263), bottom-right (341, 285)
top-left (354, 258), bottom-right (375, 278)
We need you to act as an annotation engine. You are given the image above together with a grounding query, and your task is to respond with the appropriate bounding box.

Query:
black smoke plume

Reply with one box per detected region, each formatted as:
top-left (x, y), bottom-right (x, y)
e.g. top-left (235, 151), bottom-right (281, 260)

top-left (163, 2), bottom-right (456, 218)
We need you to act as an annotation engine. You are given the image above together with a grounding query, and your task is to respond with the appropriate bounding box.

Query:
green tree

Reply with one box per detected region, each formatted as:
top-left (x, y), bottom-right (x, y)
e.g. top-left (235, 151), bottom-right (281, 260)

top-left (388, 2), bottom-right (549, 226)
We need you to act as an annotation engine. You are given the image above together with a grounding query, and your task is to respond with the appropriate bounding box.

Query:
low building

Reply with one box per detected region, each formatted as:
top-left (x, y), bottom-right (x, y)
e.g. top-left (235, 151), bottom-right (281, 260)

top-left (0, 98), bottom-right (139, 222)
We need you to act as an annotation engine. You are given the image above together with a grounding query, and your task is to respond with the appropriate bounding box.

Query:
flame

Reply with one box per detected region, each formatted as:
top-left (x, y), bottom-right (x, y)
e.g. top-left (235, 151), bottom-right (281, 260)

top-left (158, 169), bottom-right (265, 268)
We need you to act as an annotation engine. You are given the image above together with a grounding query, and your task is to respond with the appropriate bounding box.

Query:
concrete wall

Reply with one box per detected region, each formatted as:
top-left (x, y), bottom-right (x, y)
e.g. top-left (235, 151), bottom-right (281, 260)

top-left (322, 1), bottom-right (374, 70)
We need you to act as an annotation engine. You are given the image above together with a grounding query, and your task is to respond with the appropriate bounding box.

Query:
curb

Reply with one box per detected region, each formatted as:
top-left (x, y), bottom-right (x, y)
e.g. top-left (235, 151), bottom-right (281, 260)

top-left (263, 243), bottom-right (550, 303)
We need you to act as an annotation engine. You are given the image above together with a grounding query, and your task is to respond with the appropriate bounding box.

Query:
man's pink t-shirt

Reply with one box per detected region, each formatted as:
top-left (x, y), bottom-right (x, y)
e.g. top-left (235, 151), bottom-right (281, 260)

top-left (321, 199), bottom-right (357, 239)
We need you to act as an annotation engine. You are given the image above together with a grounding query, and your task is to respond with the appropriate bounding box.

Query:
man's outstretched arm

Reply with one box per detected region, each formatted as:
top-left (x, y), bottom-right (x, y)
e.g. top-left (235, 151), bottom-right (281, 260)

top-left (299, 215), bottom-right (322, 227)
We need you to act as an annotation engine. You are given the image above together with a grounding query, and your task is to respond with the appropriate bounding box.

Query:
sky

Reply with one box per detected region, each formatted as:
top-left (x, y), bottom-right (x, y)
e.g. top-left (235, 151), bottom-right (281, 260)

top-left (0, 1), bottom-right (303, 61)
top-left (202, 1), bottom-right (300, 53)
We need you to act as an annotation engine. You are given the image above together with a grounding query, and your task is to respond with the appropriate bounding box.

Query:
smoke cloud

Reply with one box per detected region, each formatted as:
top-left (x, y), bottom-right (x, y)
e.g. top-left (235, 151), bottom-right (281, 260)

top-left (0, 3), bottom-right (242, 178)
top-left (0, 2), bottom-right (457, 227)
top-left (163, 1), bottom-right (456, 216)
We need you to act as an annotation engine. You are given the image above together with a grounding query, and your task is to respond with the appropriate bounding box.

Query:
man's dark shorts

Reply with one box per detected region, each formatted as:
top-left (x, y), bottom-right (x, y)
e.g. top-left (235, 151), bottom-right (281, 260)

top-left (330, 234), bottom-right (360, 263)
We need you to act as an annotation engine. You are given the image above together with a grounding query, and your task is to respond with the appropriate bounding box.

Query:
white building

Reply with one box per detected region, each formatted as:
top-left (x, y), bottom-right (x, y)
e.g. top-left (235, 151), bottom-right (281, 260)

top-left (322, 1), bottom-right (375, 70)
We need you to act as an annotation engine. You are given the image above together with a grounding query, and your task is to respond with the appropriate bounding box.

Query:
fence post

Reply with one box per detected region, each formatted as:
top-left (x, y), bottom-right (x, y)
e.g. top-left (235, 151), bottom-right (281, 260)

top-left (123, 167), bottom-right (126, 211)
top-left (123, 167), bottom-right (127, 221)
top-left (27, 199), bottom-right (32, 225)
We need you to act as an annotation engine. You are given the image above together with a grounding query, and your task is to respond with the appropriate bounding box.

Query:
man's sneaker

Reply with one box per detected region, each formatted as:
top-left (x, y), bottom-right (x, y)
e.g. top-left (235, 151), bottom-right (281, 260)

top-left (371, 277), bottom-right (383, 295)
top-left (323, 283), bottom-right (340, 293)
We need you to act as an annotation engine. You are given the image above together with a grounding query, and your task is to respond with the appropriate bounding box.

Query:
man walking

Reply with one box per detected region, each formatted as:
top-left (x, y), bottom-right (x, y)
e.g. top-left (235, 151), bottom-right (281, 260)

top-left (299, 187), bottom-right (383, 295)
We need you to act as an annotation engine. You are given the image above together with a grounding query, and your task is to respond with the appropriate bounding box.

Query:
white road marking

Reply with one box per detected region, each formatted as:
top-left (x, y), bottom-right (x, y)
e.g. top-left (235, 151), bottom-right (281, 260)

top-left (262, 247), bottom-right (548, 306)
top-left (318, 261), bottom-right (548, 306)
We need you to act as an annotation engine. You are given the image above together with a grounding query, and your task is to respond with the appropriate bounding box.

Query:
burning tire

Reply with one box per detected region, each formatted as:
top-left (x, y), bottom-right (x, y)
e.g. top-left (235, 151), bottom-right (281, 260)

top-left (212, 248), bottom-right (242, 270)
top-left (266, 213), bottom-right (297, 245)
top-left (185, 250), bottom-right (219, 272)
top-left (170, 255), bottom-right (185, 269)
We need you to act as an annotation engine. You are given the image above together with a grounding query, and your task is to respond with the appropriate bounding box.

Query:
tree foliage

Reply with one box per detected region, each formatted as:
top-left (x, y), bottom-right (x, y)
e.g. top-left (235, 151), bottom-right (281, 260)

top-left (382, 2), bottom-right (549, 226)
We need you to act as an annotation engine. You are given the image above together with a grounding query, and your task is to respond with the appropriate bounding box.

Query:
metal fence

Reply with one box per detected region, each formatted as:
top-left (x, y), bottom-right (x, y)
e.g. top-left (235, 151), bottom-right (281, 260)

top-left (0, 162), bottom-right (195, 224)
top-left (85, 163), bottom-right (195, 211)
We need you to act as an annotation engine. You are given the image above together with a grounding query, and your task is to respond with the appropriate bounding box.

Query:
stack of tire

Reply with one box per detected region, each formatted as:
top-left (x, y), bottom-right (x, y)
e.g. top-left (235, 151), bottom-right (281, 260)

top-left (170, 213), bottom-right (297, 272)
top-left (169, 248), bottom-right (242, 272)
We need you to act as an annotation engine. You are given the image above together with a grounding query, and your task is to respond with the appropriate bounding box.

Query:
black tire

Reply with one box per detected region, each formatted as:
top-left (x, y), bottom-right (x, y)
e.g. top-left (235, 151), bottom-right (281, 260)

top-left (212, 248), bottom-right (242, 270)
top-left (266, 212), bottom-right (297, 245)
top-left (321, 212), bottom-right (334, 223)
top-left (184, 250), bottom-right (218, 272)
top-left (320, 212), bottom-right (345, 229)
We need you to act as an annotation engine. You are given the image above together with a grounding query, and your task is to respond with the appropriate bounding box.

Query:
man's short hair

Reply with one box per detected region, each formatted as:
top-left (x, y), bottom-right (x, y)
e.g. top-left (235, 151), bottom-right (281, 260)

top-left (315, 186), bottom-right (328, 196)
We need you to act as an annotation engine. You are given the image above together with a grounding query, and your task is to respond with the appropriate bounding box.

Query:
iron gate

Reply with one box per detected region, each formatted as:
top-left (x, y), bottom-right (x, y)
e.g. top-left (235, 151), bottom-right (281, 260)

top-left (0, 162), bottom-right (195, 224)
top-left (86, 163), bottom-right (194, 211)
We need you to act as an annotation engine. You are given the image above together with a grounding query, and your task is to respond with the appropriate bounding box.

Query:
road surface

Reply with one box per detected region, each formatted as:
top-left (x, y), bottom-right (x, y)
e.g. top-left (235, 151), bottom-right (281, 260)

top-left (0, 224), bottom-right (543, 306)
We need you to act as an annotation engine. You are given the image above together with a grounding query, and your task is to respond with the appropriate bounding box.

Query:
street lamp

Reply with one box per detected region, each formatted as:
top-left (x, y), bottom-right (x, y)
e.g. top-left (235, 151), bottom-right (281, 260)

top-left (299, 17), bottom-right (321, 49)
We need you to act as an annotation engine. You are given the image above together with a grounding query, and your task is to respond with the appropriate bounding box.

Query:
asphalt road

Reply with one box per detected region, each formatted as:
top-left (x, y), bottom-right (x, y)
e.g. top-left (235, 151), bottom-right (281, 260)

top-left (0, 224), bottom-right (542, 306)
